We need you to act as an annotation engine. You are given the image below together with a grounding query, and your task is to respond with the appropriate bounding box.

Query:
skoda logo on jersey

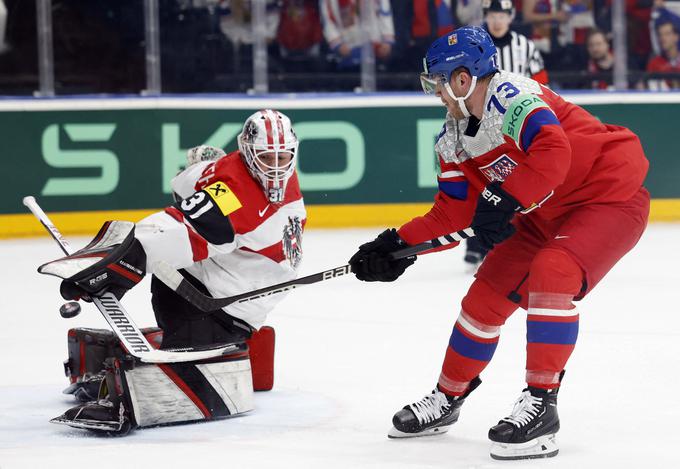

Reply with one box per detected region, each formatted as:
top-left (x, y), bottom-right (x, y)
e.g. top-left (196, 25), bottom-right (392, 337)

top-left (479, 154), bottom-right (518, 182)
top-left (283, 216), bottom-right (303, 269)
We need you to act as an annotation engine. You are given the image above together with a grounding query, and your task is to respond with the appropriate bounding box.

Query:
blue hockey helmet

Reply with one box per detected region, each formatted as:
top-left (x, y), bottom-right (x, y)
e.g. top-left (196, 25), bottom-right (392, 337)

top-left (420, 26), bottom-right (498, 96)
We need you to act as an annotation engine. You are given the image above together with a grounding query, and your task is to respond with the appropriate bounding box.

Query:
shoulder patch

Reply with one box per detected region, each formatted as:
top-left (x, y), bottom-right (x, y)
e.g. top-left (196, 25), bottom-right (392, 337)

top-left (204, 181), bottom-right (242, 216)
top-left (502, 94), bottom-right (550, 148)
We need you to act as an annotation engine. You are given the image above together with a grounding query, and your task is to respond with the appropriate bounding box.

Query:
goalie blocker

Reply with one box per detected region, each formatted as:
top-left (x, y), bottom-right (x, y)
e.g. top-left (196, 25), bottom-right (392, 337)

top-left (55, 326), bottom-right (276, 434)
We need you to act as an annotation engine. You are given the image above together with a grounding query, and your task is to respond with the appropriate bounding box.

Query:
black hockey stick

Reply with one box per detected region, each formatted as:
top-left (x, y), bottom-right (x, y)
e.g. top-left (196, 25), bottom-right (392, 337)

top-left (23, 196), bottom-right (240, 363)
top-left (153, 227), bottom-right (475, 312)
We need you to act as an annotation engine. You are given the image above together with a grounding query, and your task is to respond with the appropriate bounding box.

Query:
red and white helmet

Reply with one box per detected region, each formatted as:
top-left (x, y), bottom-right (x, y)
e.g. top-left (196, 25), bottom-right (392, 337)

top-left (238, 109), bottom-right (299, 204)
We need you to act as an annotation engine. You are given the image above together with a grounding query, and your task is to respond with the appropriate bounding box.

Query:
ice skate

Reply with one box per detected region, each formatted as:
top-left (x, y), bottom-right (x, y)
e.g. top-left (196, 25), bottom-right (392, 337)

top-left (51, 398), bottom-right (133, 436)
top-left (62, 373), bottom-right (105, 403)
top-left (488, 386), bottom-right (560, 460)
top-left (388, 377), bottom-right (480, 438)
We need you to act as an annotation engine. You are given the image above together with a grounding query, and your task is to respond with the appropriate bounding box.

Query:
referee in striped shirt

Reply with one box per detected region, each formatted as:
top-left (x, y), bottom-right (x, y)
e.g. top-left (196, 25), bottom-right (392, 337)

top-left (483, 0), bottom-right (549, 84)
top-left (463, 0), bottom-right (549, 272)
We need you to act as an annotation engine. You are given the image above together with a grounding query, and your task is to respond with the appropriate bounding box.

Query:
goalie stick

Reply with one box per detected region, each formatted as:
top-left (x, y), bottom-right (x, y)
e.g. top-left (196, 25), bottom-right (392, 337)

top-left (22, 196), bottom-right (239, 364)
top-left (153, 227), bottom-right (476, 312)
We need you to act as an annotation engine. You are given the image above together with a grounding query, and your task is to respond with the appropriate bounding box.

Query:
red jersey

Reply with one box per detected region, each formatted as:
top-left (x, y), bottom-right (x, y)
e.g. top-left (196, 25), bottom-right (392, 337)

top-left (399, 70), bottom-right (648, 247)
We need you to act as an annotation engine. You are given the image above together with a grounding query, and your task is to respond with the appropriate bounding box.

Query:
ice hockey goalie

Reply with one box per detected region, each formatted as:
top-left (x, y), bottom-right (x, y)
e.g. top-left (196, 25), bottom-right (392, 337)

top-left (41, 110), bottom-right (305, 435)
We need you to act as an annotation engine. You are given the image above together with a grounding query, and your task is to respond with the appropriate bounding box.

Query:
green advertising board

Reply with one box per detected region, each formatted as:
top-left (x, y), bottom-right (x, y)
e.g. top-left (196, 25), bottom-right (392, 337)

top-left (1, 94), bottom-right (678, 236)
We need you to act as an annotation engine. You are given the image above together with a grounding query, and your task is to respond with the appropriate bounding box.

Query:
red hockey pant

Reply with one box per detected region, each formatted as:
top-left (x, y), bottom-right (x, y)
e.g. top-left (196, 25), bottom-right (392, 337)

top-left (438, 188), bottom-right (649, 395)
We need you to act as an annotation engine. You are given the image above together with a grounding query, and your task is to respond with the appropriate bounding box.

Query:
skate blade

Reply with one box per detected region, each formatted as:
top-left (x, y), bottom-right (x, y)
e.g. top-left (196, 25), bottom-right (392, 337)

top-left (490, 433), bottom-right (559, 460)
top-left (50, 415), bottom-right (122, 432)
top-left (387, 424), bottom-right (451, 439)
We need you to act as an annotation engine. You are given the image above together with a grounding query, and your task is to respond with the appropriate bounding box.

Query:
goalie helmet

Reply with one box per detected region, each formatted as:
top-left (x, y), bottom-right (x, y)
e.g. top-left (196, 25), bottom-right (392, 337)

top-left (238, 109), bottom-right (299, 204)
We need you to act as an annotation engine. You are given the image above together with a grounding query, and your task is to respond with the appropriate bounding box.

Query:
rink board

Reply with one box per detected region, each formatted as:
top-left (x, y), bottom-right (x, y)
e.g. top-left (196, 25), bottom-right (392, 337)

top-left (1, 93), bottom-right (678, 237)
top-left (3, 199), bottom-right (679, 239)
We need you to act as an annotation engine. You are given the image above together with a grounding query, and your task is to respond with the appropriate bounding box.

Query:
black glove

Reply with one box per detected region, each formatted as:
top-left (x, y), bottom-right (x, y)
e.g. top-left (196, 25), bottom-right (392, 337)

top-left (59, 238), bottom-right (147, 302)
top-left (348, 228), bottom-right (416, 282)
top-left (471, 182), bottom-right (523, 251)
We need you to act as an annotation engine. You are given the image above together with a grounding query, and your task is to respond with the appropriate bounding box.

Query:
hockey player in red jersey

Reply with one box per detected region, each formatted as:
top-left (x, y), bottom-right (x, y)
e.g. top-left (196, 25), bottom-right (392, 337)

top-left (39, 109), bottom-right (306, 434)
top-left (348, 27), bottom-right (649, 460)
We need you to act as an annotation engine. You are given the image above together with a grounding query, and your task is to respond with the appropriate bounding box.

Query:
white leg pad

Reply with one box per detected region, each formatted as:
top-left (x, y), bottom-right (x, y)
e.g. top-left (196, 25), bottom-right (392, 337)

top-left (125, 358), bottom-right (254, 428)
top-left (196, 361), bottom-right (254, 415)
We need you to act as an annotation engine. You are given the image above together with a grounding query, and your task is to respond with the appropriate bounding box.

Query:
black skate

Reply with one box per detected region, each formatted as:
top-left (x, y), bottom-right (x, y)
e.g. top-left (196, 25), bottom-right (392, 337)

top-left (62, 373), bottom-right (105, 403)
top-left (388, 377), bottom-right (481, 438)
top-left (463, 238), bottom-right (488, 273)
top-left (488, 386), bottom-right (560, 460)
top-left (50, 398), bottom-right (133, 436)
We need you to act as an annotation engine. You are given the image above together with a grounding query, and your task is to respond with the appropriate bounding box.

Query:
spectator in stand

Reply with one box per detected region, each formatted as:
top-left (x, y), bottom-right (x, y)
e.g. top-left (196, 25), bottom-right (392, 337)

top-left (650, 0), bottom-right (680, 56)
top-left (277, 0), bottom-right (323, 65)
top-left (462, 0), bottom-right (548, 273)
top-left (624, 0), bottom-right (653, 69)
top-left (523, 0), bottom-right (596, 86)
top-left (429, 0), bottom-right (456, 35)
top-left (215, 0), bottom-right (281, 79)
top-left (647, 20), bottom-right (680, 90)
top-left (457, 0), bottom-right (484, 27)
top-left (217, 0), bottom-right (280, 47)
top-left (391, 0), bottom-right (456, 71)
top-left (585, 28), bottom-right (614, 89)
top-left (560, 0), bottom-right (594, 47)
top-left (521, 0), bottom-right (570, 54)
top-left (320, 0), bottom-right (394, 70)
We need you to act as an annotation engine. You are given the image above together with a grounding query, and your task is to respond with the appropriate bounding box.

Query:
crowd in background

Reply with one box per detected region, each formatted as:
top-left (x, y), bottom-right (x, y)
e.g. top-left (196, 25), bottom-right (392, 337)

top-left (1, 0), bottom-right (680, 94)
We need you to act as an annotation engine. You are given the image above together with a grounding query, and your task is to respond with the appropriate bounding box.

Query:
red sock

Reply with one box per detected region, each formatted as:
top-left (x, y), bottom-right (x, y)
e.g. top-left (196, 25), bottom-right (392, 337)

top-left (526, 248), bottom-right (583, 389)
top-left (439, 279), bottom-right (517, 395)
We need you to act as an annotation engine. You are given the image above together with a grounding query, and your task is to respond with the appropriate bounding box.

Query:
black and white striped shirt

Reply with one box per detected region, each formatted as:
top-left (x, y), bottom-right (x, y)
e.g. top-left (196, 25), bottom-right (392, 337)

top-left (491, 30), bottom-right (546, 80)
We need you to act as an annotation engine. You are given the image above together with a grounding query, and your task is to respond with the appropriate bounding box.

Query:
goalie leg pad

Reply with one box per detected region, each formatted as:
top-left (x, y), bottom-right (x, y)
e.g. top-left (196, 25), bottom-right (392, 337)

top-left (54, 346), bottom-right (253, 433)
top-left (247, 326), bottom-right (275, 391)
top-left (126, 349), bottom-right (254, 427)
top-left (64, 328), bottom-right (118, 384)
top-left (63, 327), bottom-right (164, 401)
top-left (63, 328), bottom-right (119, 401)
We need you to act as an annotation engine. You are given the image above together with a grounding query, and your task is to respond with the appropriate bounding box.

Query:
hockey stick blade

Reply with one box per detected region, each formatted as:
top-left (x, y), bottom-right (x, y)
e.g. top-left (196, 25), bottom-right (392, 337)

top-left (153, 227), bottom-right (475, 312)
top-left (24, 195), bottom-right (239, 364)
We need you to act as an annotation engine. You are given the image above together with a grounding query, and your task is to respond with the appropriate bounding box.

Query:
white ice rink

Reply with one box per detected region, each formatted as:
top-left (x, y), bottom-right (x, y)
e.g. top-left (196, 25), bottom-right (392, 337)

top-left (1, 225), bottom-right (679, 469)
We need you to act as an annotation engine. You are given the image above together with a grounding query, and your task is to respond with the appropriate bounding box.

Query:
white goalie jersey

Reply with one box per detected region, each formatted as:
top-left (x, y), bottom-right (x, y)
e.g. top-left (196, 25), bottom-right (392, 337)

top-left (135, 150), bottom-right (306, 329)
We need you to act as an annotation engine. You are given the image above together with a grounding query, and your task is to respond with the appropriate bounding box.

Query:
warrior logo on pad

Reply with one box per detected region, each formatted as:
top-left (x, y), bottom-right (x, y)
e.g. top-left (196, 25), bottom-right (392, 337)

top-left (479, 154), bottom-right (518, 182)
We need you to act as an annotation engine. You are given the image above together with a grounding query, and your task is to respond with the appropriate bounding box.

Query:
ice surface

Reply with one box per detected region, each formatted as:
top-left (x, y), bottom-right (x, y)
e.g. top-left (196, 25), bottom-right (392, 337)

top-left (1, 225), bottom-right (679, 468)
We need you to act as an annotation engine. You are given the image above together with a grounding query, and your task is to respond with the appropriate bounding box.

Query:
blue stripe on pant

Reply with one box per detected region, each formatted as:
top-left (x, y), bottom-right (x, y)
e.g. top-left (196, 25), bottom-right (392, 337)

top-left (449, 326), bottom-right (498, 362)
top-left (527, 320), bottom-right (579, 345)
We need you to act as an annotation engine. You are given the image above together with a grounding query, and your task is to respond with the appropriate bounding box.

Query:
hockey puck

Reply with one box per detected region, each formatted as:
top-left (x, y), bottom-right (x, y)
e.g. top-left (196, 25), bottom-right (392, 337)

top-left (59, 301), bottom-right (81, 318)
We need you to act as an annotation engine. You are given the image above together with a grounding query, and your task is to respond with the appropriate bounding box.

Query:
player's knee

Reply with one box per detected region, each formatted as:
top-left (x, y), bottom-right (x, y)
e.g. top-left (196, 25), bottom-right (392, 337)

top-left (461, 279), bottom-right (517, 326)
top-left (528, 248), bottom-right (583, 295)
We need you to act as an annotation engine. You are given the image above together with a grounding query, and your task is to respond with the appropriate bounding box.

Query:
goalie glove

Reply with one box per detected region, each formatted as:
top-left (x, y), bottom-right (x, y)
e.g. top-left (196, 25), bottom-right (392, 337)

top-left (186, 145), bottom-right (226, 166)
top-left (38, 221), bottom-right (147, 302)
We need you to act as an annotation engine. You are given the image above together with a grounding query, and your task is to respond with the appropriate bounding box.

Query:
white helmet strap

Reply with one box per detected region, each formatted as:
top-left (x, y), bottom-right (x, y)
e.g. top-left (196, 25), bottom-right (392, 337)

top-left (444, 75), bottom-right (478, 118)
